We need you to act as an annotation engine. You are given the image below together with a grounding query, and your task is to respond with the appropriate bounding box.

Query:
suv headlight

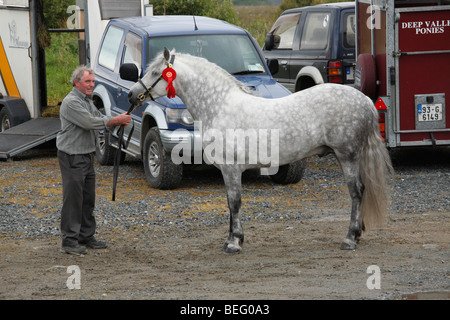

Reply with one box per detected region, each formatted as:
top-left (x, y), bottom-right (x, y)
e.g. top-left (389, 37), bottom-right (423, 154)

top-left (166, 108), bottom-right (194, 126)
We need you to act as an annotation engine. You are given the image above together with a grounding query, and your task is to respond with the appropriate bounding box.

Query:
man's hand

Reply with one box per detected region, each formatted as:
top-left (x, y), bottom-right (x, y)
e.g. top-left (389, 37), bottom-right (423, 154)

top-left (107, 113), bottom-right (132, 127)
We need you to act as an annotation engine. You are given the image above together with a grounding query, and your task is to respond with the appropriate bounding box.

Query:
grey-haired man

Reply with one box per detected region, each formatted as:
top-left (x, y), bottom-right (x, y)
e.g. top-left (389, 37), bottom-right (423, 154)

top-left (57, 66), bottom-right (131, 255)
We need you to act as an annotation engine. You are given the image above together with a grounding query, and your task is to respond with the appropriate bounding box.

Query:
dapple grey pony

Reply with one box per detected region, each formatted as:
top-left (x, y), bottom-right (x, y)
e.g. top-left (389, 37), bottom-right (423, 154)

top-left (128, 48), bottom-right (393, 254)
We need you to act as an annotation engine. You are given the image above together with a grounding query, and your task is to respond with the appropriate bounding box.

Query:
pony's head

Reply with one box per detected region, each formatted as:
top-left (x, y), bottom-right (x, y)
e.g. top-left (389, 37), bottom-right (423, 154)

top-left (127, 47), bottom-right (176, 105)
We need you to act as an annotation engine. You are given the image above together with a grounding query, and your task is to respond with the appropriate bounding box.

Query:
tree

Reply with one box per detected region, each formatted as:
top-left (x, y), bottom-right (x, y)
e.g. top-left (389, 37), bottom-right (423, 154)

top-left (43, 0), bottom-right (74, 28)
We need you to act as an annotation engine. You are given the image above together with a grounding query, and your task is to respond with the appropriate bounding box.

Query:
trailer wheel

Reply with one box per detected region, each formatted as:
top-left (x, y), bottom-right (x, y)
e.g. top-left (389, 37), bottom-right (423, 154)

top-left (354, 54), bottom-right (377, 100)
top-left (0, 108), bottom-right (11, 132)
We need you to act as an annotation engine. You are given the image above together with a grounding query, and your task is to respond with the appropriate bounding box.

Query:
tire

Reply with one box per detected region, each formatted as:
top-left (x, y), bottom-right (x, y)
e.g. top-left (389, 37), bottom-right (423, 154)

top-left (270, 159), bottom-right (306, 185)
top-left (143, 127), bottom-right (183, 189)
top-left (354, 53), bottom-right (377, 100)
top-left (0, 108), bottom-right (11, 132)
top-left (95, 108), bottom-right (125, 165)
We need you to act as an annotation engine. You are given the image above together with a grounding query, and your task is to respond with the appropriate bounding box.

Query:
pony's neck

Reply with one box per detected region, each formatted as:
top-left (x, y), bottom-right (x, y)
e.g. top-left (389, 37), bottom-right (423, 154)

top-left (174, 55), bottom-right (244, 119)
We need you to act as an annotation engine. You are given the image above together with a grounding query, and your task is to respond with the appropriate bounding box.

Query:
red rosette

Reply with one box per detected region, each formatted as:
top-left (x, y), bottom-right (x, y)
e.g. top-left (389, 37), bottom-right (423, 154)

top-left (162, 67), bottom-right (177, 98)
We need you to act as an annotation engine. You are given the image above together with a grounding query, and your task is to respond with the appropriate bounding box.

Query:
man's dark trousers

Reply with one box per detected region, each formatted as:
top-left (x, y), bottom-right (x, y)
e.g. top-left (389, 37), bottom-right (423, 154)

top-left (57, 150), bottom-right (96, 246)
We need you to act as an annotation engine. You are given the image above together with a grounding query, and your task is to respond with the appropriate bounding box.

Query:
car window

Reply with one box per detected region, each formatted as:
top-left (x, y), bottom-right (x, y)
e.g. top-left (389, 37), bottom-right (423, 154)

top-left (300, 12), bottom-right (331, 50)
top-left (98, 25), bottom-right (124, 70)
top-left (343, 12), bottom-right (356, 49)
top-left (122, 31), bottom-right (143, 73)
top-left (148, 34), bottom-right (265, 75)
top-left (269, 13), bottom-right (301, 49)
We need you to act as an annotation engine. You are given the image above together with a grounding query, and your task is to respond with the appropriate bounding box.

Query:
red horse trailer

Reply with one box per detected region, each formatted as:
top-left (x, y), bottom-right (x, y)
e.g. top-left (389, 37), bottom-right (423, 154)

top-left (355, 0), bottom-right (450, 148)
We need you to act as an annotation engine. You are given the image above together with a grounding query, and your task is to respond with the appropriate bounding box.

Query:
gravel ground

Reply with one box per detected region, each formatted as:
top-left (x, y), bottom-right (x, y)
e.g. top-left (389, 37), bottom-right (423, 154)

top-left (0, 143), bottom-right (449, 301)
top-left (1, 144), bottom-right (449, 239)
top-left (0, 143), bottom-right (349, 240)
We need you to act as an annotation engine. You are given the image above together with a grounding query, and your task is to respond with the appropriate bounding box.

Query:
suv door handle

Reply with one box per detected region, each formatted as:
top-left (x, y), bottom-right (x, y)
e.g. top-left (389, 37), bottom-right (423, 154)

top-left (116, 87), bottom-right (123, 98)
top-left (280, 60), bottom-right (288, 65)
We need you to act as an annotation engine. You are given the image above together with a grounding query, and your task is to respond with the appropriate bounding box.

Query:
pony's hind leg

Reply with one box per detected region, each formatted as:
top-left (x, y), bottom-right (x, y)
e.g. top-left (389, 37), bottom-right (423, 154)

top-left (220, 165), bottom-right (244, 254)
top-left (337, 158), bottom-right (365, 250)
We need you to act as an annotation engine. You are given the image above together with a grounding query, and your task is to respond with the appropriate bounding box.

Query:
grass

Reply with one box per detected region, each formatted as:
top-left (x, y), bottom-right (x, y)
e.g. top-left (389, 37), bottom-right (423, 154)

top-left (44, 32), bottom-right (79, 111)
top-left (234, 5), bottom-right (282, 47)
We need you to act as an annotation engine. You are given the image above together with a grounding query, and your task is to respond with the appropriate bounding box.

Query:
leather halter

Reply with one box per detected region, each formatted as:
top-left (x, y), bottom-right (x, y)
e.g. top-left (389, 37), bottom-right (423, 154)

top-left (137, 54), bottom-right (176, 102)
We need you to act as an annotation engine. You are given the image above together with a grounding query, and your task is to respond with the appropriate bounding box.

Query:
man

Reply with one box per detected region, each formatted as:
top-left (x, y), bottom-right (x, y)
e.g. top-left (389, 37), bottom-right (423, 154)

top-left (57, 66), bottom-right (131, 255)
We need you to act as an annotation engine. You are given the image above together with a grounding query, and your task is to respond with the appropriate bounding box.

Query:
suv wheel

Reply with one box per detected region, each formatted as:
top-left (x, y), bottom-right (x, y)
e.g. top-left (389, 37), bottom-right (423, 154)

top-left (270, 159), bottom-right (306, 184)
top-left (95, 108), bottom-right (125, 165)
top-left (143, 127), bottom-right (183, 189)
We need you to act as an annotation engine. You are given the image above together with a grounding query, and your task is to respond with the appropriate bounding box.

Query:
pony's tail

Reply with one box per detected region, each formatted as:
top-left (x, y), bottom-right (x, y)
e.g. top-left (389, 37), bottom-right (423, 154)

top-left (359, 106), bottom-right (394, 230)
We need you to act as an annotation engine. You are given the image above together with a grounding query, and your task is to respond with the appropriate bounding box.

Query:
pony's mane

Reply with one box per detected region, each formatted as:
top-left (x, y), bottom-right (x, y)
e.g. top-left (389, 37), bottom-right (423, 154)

top-left (147, 51), bottom-right (256, 95)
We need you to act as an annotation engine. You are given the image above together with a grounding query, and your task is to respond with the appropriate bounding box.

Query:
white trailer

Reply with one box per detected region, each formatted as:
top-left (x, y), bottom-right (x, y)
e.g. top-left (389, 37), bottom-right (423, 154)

top-left (0, 0), bottom-right (151, 159)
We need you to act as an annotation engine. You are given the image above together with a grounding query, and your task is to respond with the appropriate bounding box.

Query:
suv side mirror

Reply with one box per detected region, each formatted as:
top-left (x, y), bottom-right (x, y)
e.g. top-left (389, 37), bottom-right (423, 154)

top-left (264, 34), bottom-right (280, 51)
top-left (119, 63), bottom-right (139, 82)
top-left (265, 34), bottom-right (274, 50)
top-left (267, 59), bottom-right (279, 76)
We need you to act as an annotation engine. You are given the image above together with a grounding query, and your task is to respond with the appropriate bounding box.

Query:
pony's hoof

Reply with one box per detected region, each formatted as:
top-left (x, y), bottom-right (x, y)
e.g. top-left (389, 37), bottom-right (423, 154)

top-left (223, 243), bottom-right (242, 254)
top-left (340, 239), bottom-right (357, 250)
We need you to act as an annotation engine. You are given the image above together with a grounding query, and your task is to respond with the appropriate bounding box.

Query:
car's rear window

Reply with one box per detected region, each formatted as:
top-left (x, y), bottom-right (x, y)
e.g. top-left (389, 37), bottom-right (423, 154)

top-left (342, 11), bottom-right (356, 49)
top-left (98, 25), bottom-right (124, 70)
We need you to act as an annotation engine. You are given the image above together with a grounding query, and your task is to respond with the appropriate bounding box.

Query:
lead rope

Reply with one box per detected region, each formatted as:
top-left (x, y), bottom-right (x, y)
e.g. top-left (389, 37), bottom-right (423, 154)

top-left (111, 100), bottom-right (141, 201)
top-left (112, 54), bottom-right (176, 201)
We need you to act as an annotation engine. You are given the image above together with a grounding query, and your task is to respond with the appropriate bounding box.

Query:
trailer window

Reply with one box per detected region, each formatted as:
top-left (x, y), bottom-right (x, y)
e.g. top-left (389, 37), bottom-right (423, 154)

top-left (343, 12), bottom-right (355, 48)
top-left (300, 12), bottom-right (331, 50)
top-left (98, 25), bottom-right (124, 71)
top-left (269, 12), bottom-right (301, 49)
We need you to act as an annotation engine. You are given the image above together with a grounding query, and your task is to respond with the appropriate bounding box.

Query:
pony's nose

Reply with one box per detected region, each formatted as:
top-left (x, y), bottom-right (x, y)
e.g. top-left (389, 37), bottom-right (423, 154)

top-left (128, 91), bottom-right (134, 103)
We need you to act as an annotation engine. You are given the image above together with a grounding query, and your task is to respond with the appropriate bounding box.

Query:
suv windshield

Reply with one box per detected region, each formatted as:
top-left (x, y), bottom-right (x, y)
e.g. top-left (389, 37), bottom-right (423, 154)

top-left (148, 34), bottom-right (266, 75)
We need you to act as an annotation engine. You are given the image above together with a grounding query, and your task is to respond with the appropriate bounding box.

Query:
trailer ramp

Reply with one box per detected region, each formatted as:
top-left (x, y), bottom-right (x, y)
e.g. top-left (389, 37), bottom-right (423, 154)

top-left (0, 118), bottom-right (61, 159)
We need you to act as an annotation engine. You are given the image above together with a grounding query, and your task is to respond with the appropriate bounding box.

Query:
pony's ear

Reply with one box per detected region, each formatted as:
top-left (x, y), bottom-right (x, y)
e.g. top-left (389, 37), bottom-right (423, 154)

top-left (163, 47), bottom-right (170, 61)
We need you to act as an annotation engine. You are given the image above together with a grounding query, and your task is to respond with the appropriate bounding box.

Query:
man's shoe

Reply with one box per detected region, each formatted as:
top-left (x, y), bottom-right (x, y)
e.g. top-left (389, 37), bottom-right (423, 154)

top-left (60, 243), bottom-right (88, 255)
top-left (80, 238), bottom-right (107, 249)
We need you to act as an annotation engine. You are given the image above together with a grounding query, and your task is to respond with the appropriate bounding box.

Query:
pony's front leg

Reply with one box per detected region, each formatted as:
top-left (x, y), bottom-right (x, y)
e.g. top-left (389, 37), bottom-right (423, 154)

top-left (220, 165), bottom-right (244, 254)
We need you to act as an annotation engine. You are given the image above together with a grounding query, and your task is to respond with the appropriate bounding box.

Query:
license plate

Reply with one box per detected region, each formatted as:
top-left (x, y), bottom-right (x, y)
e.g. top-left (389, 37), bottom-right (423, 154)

top-left (346, 66), bottom-right (354, 80)
top-left (417, 104), bottom-right (443, 121)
